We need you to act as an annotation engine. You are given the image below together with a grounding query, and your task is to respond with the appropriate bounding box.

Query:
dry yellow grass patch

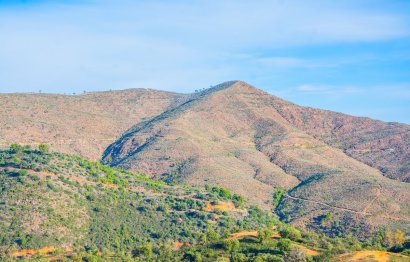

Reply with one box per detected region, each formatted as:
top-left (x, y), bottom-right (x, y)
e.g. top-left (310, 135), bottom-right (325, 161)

top-left (338, 250), bottom-right (410, 262)
top-left (204, 201), bottom-right (236, 211)
top-left (11, 246), bottom-right (56, 257)
top-left (226, 227), bottom-right (280, 241)
top-left (226, 230), bottom-right (258, 240)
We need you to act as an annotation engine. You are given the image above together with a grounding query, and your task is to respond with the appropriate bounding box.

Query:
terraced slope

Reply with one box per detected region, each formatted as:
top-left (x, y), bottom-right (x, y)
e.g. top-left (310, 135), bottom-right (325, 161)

top-left (103, 81), bottom-right (410, 236)
top-left (0, 89), bottom-right (187, 160)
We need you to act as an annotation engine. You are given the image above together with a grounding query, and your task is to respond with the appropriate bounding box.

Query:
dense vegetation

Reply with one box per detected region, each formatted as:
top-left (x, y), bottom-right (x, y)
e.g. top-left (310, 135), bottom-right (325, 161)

top-left (0, 145), bottom-right (409, 261)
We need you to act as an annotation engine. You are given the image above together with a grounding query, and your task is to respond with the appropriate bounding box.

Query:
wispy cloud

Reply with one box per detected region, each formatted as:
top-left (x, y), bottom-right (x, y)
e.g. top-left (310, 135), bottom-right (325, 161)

top-left (295, 84), bottom-right (364, 94)
top-left (254, 56), bottom-right (340, 69)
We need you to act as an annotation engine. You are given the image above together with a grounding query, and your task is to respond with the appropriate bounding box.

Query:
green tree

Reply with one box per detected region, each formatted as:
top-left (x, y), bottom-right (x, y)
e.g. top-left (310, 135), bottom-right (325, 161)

top-left (18, 170), bottom-right (28, 176)
top-left (279, 227), bottom-right (301, 241)
top-left (277, 238), bottom-right (291, 253)
top-left (232, 194), bottom-right (244, 208)
top-left (272, 188), bottom-right (285, 209)
top-left (394, 229), bottom-right (405, 247)
top-left (384, 228), bottom-right (394, 248)
top-left (257, 227), bottom-right (272, 243)
top-left (206, 229), bottom-right (219, 242)
top-left (140, 243), bottom-right (153, 259)
top-left (224, 239), bottom-right (240, 254)
top-left (38, 143), bottom-right (49, 153)
top-left (10, 143), bottom-right (23, 153)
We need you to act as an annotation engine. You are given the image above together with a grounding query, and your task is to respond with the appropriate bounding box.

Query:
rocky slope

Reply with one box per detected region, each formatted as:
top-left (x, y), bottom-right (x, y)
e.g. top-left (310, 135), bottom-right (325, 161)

top-left (270, 98), bottom-right (410, 182)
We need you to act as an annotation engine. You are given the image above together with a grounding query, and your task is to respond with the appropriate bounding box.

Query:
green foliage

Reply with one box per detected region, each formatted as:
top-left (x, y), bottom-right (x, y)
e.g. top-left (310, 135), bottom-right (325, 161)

top-left (272, 188), bottom-right (285, 209)
top-left (277, 238), bottom-right (292, 252)
top-left (210, 186), bottom-right (232, 199)
top-left (232, 194), bottom-right (244, 208)
top-left (257, 227), bottom-right (272, 243)
top-left (9, 143), bottom-right (24, 153)
top-left (38, 143), bottom-right (50, 153)
top-left (224, 239), bottom-right (240, 253)
top-left (279, 226), bottom-right (302, 241)
top-left (18, 170), bottom-right (28, 176)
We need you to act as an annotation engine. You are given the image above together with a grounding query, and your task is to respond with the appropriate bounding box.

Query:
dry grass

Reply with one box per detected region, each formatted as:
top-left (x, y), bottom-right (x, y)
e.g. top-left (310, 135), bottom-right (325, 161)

top-left (337, 250), bottom-right (410, 262)
top-left (204, 201), bottom-right (237, 212)
top-left (11, 246), bottom-right (57, 257)
top-left (226, 226), bottom-right (279, 241)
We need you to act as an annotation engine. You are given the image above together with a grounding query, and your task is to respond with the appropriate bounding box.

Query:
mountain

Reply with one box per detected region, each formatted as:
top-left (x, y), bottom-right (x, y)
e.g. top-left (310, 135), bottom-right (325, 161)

top-left (1, 81), bottom-right (409, 238)
top-left (0, 89), bottom-right (187, 160)
top-left (102, 81), bottom-right (410, 236)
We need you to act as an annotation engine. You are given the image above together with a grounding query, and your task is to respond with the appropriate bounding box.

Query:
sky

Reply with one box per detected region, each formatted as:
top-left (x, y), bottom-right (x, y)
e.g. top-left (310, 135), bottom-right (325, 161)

top-left (0, 0), bottom-right (409, 123)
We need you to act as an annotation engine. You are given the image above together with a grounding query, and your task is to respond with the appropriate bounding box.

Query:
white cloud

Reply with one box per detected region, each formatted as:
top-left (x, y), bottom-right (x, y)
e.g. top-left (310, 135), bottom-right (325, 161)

top-left (295, 84), bottom-right (363, 94)
top-left (254, 57), bottom-right (337, 68)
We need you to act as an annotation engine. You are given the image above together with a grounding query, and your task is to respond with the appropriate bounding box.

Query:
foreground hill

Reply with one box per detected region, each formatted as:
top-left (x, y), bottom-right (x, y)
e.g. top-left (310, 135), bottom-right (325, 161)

top-left (0, 89), bottom-right (186, 160)
top-left (0, 146), bottom-right (269, 260)
top-left (102, 81), bottom-right (410, 236)
top-left (1, 146), bottom-right (409, 261)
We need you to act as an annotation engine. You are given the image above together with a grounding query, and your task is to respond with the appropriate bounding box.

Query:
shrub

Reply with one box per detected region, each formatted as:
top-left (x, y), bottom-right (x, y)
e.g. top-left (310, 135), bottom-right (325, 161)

top-left (38, 144), bottom-right (50, 153)
top-left (9, 143), bottom-right (23, 153)
top-left (277, 238), bottom-right (291, 252)
top-left (257, 227), bottom-right (272, 243)
top-left (279, 227), bottom-right (302, 241)
top-left (18, 170), bottom-right (28, 176)
top-left (273, 188), bottom-right (285, 209)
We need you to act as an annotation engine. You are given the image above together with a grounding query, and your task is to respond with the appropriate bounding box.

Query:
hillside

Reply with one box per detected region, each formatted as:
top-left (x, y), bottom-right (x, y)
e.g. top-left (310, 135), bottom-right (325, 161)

top-left (1, 146), bottom-right (409, 261)
top-left (0, 89), bottom-right (187, 160)
top-left (0, 146), bottom-right (269, 260)
top-left (269, 97), bottom-right (410, 182)
top-left (102, 81), bottom-right (410, 237)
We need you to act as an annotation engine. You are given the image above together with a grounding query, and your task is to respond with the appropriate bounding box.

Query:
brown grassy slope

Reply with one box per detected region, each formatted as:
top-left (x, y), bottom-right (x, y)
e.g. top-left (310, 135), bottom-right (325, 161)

top-left (102, 81), bottom-right (410, 234)
top-left (0, 89), bottom-right (187, 160)
top-left (269, 99), bottom-right (410, 182)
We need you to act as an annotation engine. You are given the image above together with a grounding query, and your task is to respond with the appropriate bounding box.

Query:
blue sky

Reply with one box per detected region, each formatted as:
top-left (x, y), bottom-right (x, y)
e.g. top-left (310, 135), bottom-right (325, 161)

top-left (0, 0), bottom-right (409, 123)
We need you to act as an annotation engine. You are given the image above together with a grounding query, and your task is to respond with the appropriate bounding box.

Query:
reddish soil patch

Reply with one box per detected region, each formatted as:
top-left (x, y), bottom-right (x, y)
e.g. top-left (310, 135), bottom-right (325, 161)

top-left (174, 241), bottom-right (190, 250)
